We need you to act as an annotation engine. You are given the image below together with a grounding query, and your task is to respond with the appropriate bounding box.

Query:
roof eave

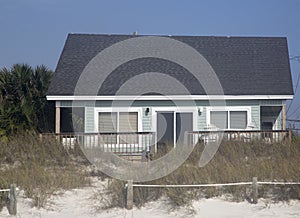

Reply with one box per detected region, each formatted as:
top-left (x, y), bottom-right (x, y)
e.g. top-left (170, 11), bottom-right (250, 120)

top-left (46, 95), bottom-right (294, 101)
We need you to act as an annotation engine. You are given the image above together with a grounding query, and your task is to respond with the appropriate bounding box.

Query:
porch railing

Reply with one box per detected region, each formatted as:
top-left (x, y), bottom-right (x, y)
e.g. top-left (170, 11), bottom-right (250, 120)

top-left (186, 130), bottom-right (292, 145)
top-left (41, 130), bottom-right (291, 158)
top-left (41, 132), bottom-right (155, 157)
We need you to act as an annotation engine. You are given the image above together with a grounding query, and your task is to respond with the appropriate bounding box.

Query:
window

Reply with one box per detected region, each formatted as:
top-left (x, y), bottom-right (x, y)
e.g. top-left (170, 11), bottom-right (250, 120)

top-left (98, 111), bottom-right (138, 144)
top-left (98, 112), bottom-right (138, 132)
top-left (119, 112), bottom-right (138, 132)
top-left (98, 112), bottom-right (117, 132)
top-left (119, 112), bottom-right (138, 144)
top-left (208, 107), bottom-right (249, 130)
top-left (210, 111), bottom-right (228, 129)
top-left (230, 111), bottom-right (247, 129)
top-left (98, 112), bottom-right (117, 144)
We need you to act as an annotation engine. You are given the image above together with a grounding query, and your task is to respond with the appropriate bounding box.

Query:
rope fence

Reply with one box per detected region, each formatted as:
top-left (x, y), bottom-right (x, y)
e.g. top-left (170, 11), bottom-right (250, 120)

top-left (125, 178), bottom-right (300, 209)
top-left (0, 189), bottom-right (10, 192)
top-left (131, 182), bottom-right (253, 188)
top-left (131, 181), bottom-right (300, 188)
top-left (0, 184), bottom-right (17, 215)
top-left (257, 181), bottom-right (300, 185)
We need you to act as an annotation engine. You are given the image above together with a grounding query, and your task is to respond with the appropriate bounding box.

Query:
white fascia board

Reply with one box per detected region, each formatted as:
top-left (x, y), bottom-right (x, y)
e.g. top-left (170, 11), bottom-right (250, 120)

top-left (46, 95), bottom-right (294, 101)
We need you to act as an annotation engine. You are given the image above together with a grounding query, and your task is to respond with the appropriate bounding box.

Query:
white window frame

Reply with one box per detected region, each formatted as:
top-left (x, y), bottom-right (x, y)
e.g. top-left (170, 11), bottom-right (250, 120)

top-left (94, 107), bottom-right (142, 133)
top-left (151, 107), bottom-right (198, 147)
top-left (94, 107), bottom-right (143, 148)
top-left (206, 106), bottom-right (251, 130)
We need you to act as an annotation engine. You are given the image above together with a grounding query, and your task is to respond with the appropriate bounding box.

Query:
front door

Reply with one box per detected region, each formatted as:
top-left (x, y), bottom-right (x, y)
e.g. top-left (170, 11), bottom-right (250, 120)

top-left (176, 112), bottom-right (193, 144)
top-left (157, 111), bottom-right (193, 146)
top-left (157, 112), bottom-right (174, 145)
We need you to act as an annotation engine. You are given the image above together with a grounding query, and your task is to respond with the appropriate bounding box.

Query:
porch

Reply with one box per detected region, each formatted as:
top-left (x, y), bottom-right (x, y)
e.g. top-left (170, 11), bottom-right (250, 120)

top-left (41, 132), bottom-right (156, 161)
top-left (41, 130), bottom-right (291, 160)
top-left (186, 130), bottom-right (292, 145)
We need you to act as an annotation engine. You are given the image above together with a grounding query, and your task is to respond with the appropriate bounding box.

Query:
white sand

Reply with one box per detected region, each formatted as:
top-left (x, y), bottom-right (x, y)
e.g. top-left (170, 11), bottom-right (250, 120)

top-left (1, 178), bottom-right (299, 218)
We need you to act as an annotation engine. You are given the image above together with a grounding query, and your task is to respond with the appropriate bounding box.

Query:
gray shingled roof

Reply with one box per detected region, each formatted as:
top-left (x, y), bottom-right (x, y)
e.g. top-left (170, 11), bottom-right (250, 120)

top-left (47, 34), bottom-right (293, 96)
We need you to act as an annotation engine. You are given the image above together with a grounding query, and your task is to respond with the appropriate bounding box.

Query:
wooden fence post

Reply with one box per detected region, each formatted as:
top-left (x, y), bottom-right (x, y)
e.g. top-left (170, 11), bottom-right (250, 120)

top-left (8, 184), bottom-right (17, 215)
top-left (39, 133), bottom-right (43, 142)
top-left (126, 180), bottom-right (133, 210)
top-left (252, 177), bottom-right (258, 204)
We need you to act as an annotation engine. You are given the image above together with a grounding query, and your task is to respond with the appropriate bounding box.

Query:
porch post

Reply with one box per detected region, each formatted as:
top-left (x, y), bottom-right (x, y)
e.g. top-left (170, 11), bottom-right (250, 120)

top-left (282, 103), bottom-right (286, 130)
top-left (55, 101), bottom-right (61, 134)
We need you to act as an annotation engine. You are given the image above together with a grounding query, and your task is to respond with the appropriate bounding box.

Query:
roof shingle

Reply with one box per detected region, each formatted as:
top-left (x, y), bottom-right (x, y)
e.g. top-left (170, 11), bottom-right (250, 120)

top-left (48, 34), bottom-right (293, 96)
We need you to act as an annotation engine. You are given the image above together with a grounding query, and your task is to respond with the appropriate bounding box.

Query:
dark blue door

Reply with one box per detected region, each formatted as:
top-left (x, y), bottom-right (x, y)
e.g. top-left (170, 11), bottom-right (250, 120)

top-left (157, 112), bottom-right (174, 145)
top-left (176, 112), bottom-right (193, 144)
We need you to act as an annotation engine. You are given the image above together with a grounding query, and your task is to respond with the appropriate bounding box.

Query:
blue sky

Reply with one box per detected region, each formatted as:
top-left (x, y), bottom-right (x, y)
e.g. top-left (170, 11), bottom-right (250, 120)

top-left (0, 0), bottom-right (300, 126)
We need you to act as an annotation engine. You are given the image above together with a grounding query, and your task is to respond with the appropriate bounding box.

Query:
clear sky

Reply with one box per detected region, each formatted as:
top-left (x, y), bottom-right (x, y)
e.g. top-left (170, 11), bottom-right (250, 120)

top-left (0, 0), bottom-right (300, 127)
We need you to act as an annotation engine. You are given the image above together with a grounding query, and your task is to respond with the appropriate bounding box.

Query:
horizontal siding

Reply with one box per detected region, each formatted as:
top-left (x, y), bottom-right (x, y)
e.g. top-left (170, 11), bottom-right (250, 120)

top-left (61, 100), bottom-right (95, 107)
top-left (58, 99), bottom-right (285, 132)
top-left (142, 108), bottom-right (152, 131)
top-left (198, 108), bottom-right (206, 130)
top-left (276, 111), bottom-right (282, 130)
top-left (259, 100), bottom-right (282, 106)
top-left (59, 99), bottom-right (283, 108)
top-left (85, 107), bottom-right (95, 133)
top-left (251, 105), bottom-right (260, 130)
top-left (60, 101), bottom-right (71, 107)
top-left (226, 100), bottom-right (259, 106)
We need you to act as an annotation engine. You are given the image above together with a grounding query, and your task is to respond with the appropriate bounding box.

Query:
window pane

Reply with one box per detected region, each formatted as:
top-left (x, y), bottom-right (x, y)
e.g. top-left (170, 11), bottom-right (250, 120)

top-left (230, 111), bottom-right (247, 129)
top-left (210, 111), bottom-right (228, 129)
top-left (98, 112), bottom-right (117, 132)
top-left (98, 112), bottom-right (117, 144)
top-left (119, 112), bottom-right (138, 132)
top-left (119, 112), bottom-right (138, 144)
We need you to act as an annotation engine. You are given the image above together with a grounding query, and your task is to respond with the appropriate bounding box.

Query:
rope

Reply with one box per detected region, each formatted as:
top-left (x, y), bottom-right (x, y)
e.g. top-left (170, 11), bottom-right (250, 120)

top-left (132, 181), bottom-right (300, 188)
top-left (132, 182), bottom-right (252, 188)
top-left (257, 182), bottom-right (300, 185)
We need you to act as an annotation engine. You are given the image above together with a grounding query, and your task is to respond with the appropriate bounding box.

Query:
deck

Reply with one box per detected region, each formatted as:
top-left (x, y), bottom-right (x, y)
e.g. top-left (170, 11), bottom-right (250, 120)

top-left (186, 130), bottom-right (292, 145)
top-left (41, 130), bottom-right (291, 161)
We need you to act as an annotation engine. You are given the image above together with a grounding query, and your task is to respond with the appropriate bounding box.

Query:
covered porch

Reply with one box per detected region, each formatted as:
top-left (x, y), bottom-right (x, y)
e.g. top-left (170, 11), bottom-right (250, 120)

top-left (41, 129), bottom-right (291, 160)
top-left (261, 105), bottom-right (286, 131)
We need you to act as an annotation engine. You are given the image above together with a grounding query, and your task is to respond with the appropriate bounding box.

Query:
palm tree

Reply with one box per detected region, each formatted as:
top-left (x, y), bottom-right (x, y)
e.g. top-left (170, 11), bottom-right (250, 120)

top-left (0, 64), bottom-right (53, 139)
top-left (31, 65), bottom-right (53, 132)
